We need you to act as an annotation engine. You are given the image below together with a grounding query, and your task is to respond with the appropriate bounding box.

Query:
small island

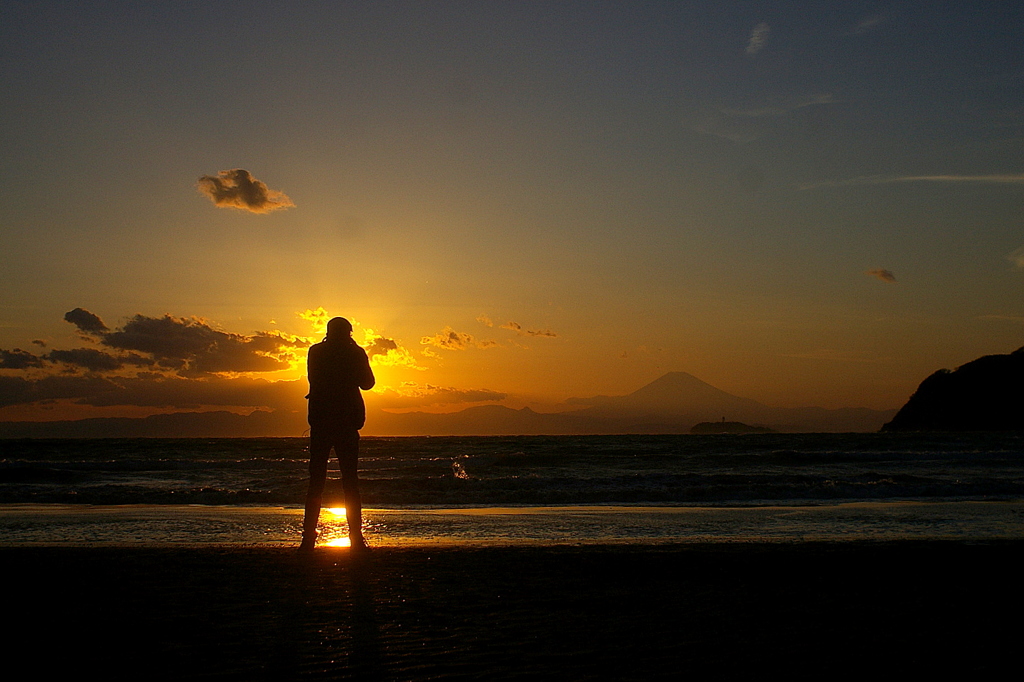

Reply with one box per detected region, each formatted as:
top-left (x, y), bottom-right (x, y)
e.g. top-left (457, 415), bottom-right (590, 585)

top-left (690, 421), bottom-right (776, 434)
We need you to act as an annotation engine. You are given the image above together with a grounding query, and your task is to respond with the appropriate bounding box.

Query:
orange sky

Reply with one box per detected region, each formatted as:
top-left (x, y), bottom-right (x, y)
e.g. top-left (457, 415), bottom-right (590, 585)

top-left (2, 3), bottom-right (1023, 432)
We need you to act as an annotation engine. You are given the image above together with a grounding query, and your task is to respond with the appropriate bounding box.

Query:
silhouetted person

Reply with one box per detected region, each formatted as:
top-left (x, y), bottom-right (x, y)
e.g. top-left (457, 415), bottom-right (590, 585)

top-left (301, 317), bottom-right (375, 551)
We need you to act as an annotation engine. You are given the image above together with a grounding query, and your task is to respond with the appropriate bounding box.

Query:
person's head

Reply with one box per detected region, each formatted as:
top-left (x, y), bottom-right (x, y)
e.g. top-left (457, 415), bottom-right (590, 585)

top-left (326, 317), bottom-right (353, 340)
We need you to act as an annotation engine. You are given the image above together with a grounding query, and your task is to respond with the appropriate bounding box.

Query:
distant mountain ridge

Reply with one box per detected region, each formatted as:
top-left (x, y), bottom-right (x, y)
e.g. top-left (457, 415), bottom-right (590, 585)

top-left (0, 371), bottom-right (896, 437)
top-left (562, 371), bottom-right (892, 434)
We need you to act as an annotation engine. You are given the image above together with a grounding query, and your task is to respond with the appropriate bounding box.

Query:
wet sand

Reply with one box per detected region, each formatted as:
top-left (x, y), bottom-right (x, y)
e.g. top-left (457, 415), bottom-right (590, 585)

top-left (5, 541), bottom-right (1020, 679)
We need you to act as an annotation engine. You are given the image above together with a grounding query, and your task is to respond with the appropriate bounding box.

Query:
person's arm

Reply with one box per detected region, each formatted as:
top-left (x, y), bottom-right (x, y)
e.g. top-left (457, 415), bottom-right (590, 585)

top-left (358, 348), bottom-right (375, 390)
top-left (305, 345), bottom-right (319, 398)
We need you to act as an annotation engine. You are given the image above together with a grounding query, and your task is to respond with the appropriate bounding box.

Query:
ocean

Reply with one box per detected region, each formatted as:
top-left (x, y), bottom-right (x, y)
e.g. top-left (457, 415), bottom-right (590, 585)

top-left (3, 433), bottom-right (1024, 545)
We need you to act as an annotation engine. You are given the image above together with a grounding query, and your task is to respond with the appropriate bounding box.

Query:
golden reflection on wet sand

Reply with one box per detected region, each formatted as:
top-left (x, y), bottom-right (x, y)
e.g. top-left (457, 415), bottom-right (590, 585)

top-left (321, 507), bottom-right (352, 547)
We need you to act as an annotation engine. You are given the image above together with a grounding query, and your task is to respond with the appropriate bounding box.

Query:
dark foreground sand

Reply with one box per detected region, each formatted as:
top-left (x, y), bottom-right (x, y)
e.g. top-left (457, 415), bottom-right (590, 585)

top-left (5, 541), bottom-right (1021, 680)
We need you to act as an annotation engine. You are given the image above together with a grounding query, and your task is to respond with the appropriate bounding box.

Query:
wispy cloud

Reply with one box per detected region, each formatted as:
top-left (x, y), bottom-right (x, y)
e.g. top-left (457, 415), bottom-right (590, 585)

top-left (978, 314), bottom-right (1024, 323)
top-left (371, 383), bottom-right (506, 409)
top-left (781, 349), bottom-right (880, 363)
top-left (850, 14), bottom-right (884, 35)
top-left (690, 94), bottom-right (836, 145)
top-left (1008, 247), bottom-right (1024, 268)
top-left (197, 169), bottom-right (295, 214)
top-left (746, 22), bottom-right (770, 55)
top-left (722, 94), bottom-right (837, 118)
top-left (690, 120), bottom-right (757, 144)
top-left (801, 173), bottom-right (1024, 190)
top-left (866, 268), bottom-right (897, 283)
top-left (500, 321), bottom-right (558, 338)
top-left (420, 327), bottom-right (497, 350)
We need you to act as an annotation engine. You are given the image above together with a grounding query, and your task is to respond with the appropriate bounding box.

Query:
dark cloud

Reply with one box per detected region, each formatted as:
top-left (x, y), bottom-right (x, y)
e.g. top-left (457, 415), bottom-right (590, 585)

top-left (365, 336), bottom-right (399, 358)
top-left (46, 348), bottom-right (153, 372)
top-left (0, 372), bottom-right (304, 411)
top-left (0, 349), bottom-right (44, 369)
top-left (196, 169), bottom-right (295, 214)
top-left (866, 269), bottom-right (897, 283)
top-left (64, 307), bottom-right (108, 333)
top-left (0, 310), bottom-right (312, 417)
top-left (101, 314), bottom-right (306, 375)
top-left (75, 375), bottom-right (305, 410)
top-left (0, 374), bottom-right (120, 408)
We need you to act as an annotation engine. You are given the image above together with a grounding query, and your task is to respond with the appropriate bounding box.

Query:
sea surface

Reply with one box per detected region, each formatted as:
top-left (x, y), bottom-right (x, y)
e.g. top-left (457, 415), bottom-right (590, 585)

top-left (2, 433), bottom-right (1024, 545)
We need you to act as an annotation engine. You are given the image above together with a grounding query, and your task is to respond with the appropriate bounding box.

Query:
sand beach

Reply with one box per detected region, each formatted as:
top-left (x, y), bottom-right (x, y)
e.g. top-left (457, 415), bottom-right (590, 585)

top-left (5, 540), bottom-right (1020, 679)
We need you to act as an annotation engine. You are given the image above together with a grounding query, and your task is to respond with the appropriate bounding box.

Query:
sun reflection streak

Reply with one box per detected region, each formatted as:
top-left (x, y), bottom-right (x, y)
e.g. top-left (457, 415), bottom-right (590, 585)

top-left (325, 537), bottom-right (352, 547)
top-left (318, 507), bottom-right (354, 548)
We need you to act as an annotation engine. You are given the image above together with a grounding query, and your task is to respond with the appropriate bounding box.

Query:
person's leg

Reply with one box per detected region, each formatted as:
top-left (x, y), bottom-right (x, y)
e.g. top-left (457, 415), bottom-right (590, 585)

top-left (302, 429), bottom-right (332, 548)
top-left (336, 430), bottom-right (365, 548)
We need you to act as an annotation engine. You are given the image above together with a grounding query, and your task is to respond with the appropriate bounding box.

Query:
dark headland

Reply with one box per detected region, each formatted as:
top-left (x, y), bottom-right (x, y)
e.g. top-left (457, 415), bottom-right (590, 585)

top-left (883, 346), bottom-right (1024, 431)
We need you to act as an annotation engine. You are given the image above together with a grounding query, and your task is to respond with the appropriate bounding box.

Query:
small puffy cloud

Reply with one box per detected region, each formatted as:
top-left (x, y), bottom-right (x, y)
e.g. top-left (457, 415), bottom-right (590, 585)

top-left (365, 336), bottom-right (398, 358)
top-left (420, 327), bottom-right (496, 350)
top-left (298, 307), bottom-right (331, 335)
top-left (363, 329), bottom-right (424, 369)
top-left (500, 321), bottom-right (557, 338)
top-left (64, 308), bottom-right (108, 333)
top-left (746, 22), bottom-right (770, 55)
top-left (197, 169), bottom-right (295, 214)
top-left (476, 315), bottom-right (493, 327)
top-left (866, 268), bottom-right (897, 283)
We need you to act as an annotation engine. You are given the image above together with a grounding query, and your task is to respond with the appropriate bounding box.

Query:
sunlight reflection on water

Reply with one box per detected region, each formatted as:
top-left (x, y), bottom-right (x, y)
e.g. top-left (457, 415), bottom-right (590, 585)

top-left (2, 502), bottom-right (1024, 546)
